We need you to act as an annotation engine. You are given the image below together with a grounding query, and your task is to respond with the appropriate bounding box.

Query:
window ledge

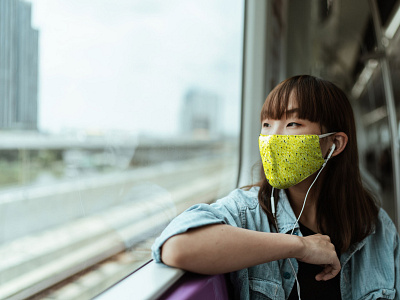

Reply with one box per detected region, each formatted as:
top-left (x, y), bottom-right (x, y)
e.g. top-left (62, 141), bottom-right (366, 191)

top-left (95, 260), bottom-right (185, 300)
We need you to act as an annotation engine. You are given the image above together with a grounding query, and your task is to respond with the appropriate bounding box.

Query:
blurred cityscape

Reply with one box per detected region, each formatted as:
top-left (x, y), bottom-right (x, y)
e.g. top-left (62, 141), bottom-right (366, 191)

top-left (0, 0), bottom-right (238, 189)
top-left (0, 0), bottom-right (38, 130)
top-left (0, 1), bottom-right (240, 298)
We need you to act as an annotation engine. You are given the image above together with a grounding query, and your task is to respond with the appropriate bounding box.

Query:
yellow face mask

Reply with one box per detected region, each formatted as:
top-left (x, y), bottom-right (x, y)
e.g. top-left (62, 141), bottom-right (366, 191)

top-left (259, 133), bottom-right (335, 189)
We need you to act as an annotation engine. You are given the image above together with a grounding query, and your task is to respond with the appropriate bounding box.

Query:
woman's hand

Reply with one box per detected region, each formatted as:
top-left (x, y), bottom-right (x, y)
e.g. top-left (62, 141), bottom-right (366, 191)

top-left (296, 234), bottom-right (341, 281)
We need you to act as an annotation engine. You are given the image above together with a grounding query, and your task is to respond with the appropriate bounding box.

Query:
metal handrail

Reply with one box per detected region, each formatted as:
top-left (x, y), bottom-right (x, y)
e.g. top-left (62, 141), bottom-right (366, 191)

top-left (369, 0), bottom-right (400, 231)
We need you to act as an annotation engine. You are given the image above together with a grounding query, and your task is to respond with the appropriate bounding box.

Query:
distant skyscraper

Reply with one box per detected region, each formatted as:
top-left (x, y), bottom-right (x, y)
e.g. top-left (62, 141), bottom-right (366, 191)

top-left (0, 0), bottom-right (39, 130)
top-left (180, 88), bottom-right (221, 138)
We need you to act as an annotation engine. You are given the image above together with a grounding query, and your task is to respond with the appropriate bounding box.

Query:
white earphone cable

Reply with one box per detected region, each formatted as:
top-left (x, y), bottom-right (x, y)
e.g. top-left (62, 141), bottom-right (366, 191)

top-left (271, 144), bottom-right (336, 300)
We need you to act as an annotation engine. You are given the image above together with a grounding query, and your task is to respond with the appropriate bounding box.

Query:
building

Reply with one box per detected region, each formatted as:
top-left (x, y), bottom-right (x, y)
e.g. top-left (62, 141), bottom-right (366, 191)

top-left (180, 88), bottom-right (221, 139)
top-left (0, 0), bottom-right (39, 130)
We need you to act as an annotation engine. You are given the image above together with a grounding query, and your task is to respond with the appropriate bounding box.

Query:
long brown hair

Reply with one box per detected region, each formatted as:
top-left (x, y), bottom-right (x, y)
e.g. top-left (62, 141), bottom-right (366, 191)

top-left (254, 75), bottom-right (378, 253)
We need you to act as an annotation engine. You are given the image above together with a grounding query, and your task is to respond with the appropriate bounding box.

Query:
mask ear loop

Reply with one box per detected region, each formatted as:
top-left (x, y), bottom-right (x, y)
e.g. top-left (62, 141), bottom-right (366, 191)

top-left (271, 143), bottom-right (336, 300)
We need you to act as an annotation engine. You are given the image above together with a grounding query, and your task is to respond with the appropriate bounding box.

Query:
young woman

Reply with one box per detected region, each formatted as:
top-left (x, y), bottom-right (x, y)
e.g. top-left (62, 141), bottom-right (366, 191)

top-left (152, 75), bottom-right (400, 299)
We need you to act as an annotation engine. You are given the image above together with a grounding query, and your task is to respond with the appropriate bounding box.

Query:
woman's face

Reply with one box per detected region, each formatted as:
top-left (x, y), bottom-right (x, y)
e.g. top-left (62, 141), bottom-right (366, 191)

top-left (260, 97), bottom-right (333, 157)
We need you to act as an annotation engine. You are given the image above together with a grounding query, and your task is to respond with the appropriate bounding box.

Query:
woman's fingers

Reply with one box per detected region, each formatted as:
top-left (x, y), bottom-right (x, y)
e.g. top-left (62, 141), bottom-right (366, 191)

top-left (315, 259), bottom-right (341, 281)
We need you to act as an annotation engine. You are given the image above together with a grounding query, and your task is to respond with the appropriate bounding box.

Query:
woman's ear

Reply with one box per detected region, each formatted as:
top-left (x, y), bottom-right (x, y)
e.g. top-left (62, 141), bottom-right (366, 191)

top-left (331, 132), bottom-right (348, 157)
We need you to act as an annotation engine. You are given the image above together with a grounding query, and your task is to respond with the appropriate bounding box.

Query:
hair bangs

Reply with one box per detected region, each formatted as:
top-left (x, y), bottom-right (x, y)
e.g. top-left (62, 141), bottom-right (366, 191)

top-left (260, 76), bottom-right (328, 126)
top-left (261, 81), bottom-right (292, 121)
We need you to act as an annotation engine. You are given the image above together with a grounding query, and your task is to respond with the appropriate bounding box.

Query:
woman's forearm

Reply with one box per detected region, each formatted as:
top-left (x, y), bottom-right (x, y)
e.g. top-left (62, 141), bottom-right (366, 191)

top-left (161, 224), bottom-right (341, 280)
top-left (161, 224), bottom-right (302, 274)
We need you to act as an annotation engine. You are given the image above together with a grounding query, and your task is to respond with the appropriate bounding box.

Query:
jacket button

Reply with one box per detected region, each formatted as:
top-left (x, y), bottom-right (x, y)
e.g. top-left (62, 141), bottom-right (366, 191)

top-left (283, 272), bottom-right (291, 279)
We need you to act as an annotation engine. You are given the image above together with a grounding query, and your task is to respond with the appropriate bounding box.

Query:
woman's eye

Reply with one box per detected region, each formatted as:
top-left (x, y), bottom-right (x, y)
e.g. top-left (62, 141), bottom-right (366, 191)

top-left (263, 123), bottom-right (270, 128)
top-left (287, 122), bottom-right (301, 127)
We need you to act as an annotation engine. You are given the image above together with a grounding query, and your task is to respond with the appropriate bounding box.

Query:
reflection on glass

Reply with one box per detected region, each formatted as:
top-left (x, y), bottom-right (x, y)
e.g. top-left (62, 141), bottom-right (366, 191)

top-left (0, 0), bottom-right (243, 298)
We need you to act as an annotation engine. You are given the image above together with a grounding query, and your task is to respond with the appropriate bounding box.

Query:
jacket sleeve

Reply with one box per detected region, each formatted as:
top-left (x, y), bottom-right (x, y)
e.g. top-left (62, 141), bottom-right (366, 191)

top-left (395, 230), bottom-right (400, 299)
top-left (151, 189), bottom-right (249, 263)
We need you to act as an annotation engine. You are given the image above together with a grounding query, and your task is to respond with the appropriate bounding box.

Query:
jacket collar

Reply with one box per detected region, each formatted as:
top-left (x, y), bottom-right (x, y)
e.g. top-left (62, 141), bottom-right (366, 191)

top-left (340, 225), bottom-right (376, 265)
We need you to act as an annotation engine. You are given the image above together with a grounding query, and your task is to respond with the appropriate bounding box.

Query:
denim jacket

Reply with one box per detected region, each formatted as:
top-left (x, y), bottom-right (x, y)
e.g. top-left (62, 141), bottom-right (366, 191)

top-left (152, 187), bottom-right (400, 300)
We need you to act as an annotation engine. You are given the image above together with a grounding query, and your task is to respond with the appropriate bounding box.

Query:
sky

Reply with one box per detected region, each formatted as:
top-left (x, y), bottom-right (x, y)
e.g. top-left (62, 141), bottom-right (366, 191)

top-left (27, 0), bottom-right (244, 136)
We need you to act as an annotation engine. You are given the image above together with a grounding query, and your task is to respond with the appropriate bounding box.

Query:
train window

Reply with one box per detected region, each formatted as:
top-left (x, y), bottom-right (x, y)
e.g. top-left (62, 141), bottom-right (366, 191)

top-left (0, 0), bottom-right (244, 299)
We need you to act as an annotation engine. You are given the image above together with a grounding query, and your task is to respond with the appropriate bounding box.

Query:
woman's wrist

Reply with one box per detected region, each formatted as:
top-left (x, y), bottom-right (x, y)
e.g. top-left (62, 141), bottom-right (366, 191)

top-left (268, 233), bottom-right (304, 260)
top-left (292, 235), bottom-right (305, 260)
top-left (277, 233), bottom-right (305, 260)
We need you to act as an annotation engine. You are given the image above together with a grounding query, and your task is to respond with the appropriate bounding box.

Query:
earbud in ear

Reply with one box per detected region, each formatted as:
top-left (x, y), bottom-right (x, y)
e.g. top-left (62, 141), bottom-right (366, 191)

top-left (327, 144), bottom-right (336, 159)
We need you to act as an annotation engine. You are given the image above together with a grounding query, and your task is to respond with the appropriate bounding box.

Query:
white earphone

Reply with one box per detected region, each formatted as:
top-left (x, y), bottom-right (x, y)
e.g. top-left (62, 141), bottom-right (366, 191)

top-left (327, 143), bottom-right (336, 160)
top-left (269, 142), bottom-right (337, 300)
top-left (270, 143), bottom-right (336, 218)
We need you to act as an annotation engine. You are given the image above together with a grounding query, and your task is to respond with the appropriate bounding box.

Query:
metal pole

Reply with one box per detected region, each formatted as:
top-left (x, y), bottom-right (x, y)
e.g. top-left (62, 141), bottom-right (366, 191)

top-left (369, 0), bottom-right (400, 231)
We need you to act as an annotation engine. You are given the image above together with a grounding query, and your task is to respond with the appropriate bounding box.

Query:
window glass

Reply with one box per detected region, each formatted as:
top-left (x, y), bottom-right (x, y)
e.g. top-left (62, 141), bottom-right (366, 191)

top-left (0, 0), bottom-right (243, 298)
